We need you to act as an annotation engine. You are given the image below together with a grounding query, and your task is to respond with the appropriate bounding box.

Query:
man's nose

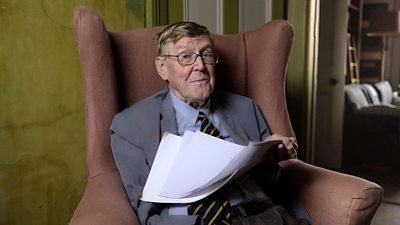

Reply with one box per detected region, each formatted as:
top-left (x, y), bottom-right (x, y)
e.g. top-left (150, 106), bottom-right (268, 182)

top-left (193, 55), bottom-right (205, 70)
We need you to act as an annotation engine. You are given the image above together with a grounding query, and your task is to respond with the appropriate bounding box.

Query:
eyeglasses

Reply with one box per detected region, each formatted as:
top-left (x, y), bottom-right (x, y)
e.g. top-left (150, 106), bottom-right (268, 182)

top-left (163, 52), bottom-right (219, 65)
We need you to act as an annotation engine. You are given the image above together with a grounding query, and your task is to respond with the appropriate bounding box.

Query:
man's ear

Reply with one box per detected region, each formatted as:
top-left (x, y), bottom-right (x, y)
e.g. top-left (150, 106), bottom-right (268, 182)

top-left (155, 56), bottom-right (167, 81)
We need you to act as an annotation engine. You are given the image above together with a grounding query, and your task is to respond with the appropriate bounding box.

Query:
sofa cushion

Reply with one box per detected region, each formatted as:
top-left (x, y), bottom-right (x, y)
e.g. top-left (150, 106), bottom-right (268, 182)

top-left (360, 84), bottom-right (381, 105)
top-left (374, 81), bottom-right (393, 104)
top-left (344, 84), bottom-right (370, 110)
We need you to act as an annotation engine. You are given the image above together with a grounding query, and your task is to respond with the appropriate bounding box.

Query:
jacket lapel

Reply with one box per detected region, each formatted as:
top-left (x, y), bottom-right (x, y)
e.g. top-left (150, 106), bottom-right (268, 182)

top-left (146, 91), bottom-right (178, 167)
top-left (160, 93), bottom-right (178, 136)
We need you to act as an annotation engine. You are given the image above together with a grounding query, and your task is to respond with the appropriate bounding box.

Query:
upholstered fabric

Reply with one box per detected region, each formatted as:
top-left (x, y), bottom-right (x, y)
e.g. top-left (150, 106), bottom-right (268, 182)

top-left (280, 160), bottom-right (383, 225)
top-left (345, 82), bottom-right (400, 110)
top-left (360, 84), bottom-right (381, 105)
top-left (344, 84), bottom-right (370, 110)
top-left (374, 80), bottom-right (393, 104)
top-left (70, 6), bottom-right (382, 225)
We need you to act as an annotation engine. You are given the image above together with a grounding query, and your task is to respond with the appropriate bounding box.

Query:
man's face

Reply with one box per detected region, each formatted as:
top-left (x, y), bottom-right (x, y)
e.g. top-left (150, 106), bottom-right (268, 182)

top-left (155, 36), bottom-right (215, 108)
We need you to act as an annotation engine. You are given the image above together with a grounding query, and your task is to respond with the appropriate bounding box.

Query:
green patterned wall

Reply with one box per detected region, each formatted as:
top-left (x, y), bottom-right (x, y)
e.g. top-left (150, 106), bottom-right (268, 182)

top-left (0, 0), bottom-right (146, 224)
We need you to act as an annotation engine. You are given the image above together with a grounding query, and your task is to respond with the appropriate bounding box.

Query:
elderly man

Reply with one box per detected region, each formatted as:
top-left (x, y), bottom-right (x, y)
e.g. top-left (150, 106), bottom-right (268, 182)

top-left (111, 21), bottom-right (309, 225)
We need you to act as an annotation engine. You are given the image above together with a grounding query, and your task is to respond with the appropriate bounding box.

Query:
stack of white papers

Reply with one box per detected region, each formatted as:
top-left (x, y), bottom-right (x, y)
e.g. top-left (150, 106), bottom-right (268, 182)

top-left (141, 131), bottom-right (281, 203)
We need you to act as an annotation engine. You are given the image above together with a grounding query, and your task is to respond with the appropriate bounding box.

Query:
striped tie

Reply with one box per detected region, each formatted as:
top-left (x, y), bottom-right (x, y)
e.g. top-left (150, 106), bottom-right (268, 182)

top-left (187, 112), bottom-right (232, 225)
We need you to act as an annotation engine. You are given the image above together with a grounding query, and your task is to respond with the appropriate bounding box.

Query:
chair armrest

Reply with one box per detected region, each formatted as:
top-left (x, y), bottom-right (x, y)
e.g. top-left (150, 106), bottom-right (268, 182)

top-left (69, 172), bottom-right (139, 225)
top-left (280, 159), bottom-right (383, 225)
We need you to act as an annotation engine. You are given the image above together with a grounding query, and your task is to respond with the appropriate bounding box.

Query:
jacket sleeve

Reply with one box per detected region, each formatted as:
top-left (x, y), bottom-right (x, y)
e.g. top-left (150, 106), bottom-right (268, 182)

top-left (252, 100), bottom-right (271, 140)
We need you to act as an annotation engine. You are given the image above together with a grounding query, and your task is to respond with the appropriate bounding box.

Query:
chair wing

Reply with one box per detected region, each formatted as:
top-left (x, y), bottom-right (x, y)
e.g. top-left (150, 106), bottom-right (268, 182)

top-left (71, 6), bottom-right (139, 225)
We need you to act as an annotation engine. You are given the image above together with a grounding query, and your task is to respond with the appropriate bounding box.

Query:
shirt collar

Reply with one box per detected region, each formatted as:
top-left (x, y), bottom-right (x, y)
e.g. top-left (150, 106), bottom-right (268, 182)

top-left (169, 91), bottom-right (211, 126)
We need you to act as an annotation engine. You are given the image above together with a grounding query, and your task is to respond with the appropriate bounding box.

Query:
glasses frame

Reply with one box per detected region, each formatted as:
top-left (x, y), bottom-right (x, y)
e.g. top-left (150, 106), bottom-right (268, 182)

top-left (162, 52), bottom-right (219, 66)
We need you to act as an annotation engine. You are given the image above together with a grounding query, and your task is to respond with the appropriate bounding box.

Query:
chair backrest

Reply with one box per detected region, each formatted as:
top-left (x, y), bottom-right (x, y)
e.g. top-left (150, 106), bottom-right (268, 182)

top-left (73, 6), bottom-right (294, 177)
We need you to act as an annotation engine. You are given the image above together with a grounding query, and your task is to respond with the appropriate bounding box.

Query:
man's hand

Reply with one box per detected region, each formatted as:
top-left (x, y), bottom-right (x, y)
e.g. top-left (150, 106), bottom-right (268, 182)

top-left (265, 134), bottom-right (298, 161)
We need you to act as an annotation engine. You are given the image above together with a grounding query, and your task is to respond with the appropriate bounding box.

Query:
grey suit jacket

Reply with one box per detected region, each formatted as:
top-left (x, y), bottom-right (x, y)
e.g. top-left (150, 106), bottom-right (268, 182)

top-left (111, 89), bottom-right (271, 225)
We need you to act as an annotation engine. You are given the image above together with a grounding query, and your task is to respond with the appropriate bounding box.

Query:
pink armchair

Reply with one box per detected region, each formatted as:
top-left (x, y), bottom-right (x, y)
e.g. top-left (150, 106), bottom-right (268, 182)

top-left (69, 6), bottom-right (382, 225)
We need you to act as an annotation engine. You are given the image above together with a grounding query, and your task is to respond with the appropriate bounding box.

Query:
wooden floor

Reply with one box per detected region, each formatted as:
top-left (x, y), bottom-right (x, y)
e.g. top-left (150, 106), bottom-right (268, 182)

top-left (371, 202), bottom-right (400, 225)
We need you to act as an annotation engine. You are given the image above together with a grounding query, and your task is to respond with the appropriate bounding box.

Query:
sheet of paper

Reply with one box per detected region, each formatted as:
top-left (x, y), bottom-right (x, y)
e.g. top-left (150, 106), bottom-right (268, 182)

top-left (140, 133), bottom-right (182, 202)
top-left (200, 139), bottom-right (282, 189)
top-left (141, 132), bottom-right (239, 203)
top-left (142, 169), bottom-right (237, 203)
top-left (159, 131), bottom-right (244, 198)
top-left (141, 131), bottom-right (281, 203)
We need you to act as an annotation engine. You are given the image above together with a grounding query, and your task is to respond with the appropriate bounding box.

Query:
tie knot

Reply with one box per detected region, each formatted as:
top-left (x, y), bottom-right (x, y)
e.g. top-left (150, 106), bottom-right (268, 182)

top-left (197, 111), bottom-right (207, 122)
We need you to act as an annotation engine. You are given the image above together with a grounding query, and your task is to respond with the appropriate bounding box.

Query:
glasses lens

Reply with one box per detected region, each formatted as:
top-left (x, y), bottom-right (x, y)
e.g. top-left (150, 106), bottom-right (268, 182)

top-left (178, 53), bottom-right (197, 65)
top-left (201, 52), bottom-right (218, 64)
top-left (177, 52), bottom-right (219, 65)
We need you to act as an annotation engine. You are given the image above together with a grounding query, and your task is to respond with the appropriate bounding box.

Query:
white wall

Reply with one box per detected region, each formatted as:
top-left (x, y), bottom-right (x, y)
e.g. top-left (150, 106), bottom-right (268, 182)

top-left (183, 0), bottom-right (271, 34)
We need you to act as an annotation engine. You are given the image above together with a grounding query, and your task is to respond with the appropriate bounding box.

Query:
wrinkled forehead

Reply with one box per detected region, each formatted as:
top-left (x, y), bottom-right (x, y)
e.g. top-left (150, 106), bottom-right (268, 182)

top-left (166, 35), bottom-right (214, 53)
